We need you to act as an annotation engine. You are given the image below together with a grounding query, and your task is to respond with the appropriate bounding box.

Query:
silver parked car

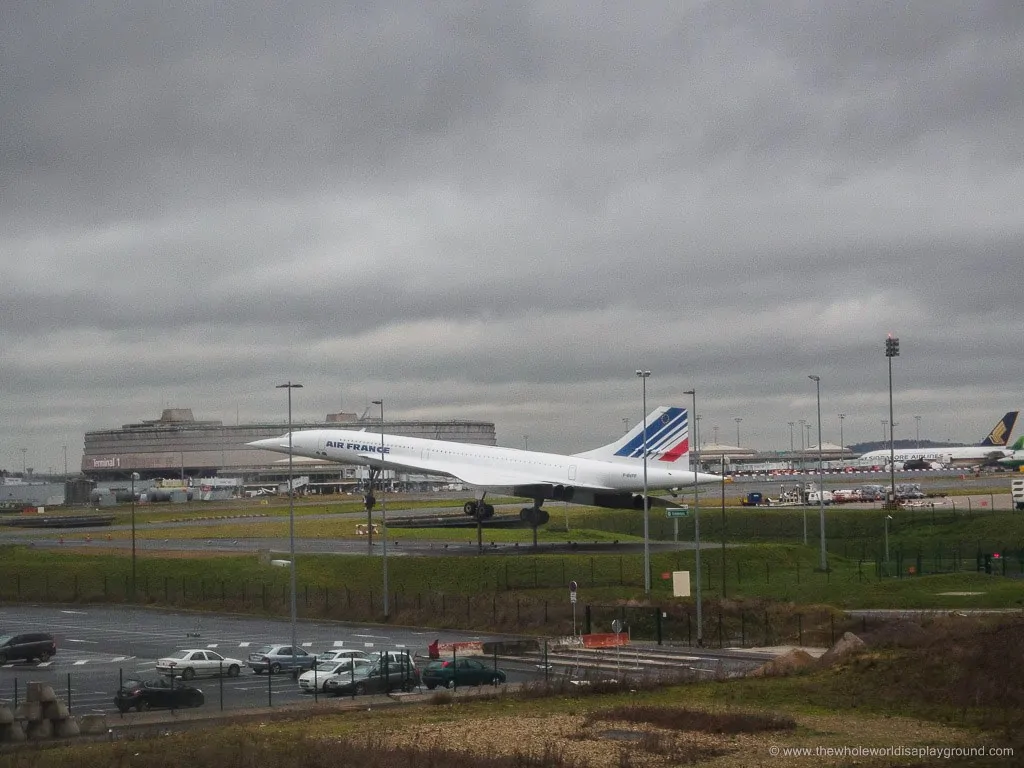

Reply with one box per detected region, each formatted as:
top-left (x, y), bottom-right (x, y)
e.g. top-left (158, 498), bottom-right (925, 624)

top-left (298, 658), bottom-right (372, 693)
top-left (247, 645), bottom-right (316, 675)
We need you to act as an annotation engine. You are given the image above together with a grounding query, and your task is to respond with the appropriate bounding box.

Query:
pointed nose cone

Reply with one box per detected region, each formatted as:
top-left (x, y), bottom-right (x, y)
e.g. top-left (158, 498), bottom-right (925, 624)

top-left (247, 435), bottom-right (291, 453)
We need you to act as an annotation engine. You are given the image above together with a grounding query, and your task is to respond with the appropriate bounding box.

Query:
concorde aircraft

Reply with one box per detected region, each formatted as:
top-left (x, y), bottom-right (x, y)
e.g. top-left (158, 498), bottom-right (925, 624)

top-left (248, 406), bottom-right (720, 526)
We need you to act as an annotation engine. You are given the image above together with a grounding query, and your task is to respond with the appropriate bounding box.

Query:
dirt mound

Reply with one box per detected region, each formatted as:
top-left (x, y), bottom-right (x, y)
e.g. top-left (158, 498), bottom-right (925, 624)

top-left (859, 619), bottom-right (929, 649)
top-left (748, 649), bottom-right (816, 678)
top-left (818, 631), bottom-right (866, 667)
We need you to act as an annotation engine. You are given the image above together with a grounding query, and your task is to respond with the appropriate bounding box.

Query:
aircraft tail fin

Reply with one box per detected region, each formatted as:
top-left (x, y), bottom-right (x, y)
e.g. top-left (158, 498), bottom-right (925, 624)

top-left (980, 411), bottom-right (1018, 446)
top-left (574, 406), bottom-right (690, 467)
top-left (1009, 436), bottom-right (1024, 451)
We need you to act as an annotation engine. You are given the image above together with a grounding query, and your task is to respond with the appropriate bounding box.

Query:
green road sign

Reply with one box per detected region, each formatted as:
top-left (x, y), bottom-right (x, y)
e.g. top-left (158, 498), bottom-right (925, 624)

top-left (666, 506), bottom-right (689, 518)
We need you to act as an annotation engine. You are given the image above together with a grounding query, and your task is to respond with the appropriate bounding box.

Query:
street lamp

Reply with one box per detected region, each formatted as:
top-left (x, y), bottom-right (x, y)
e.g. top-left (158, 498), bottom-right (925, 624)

top-left (523, 435), bottom-right (528, 450)
top-left (787, 422), bottom-right (795, 455)
top-left (838, 414), bottom-right (846, 453)
top-left (683, 389), bottom-right (702, 645)
top-left (372, 399), bottom-right (389, 619)
top-left (130, 471), bottom-right (140, 600)
top-left (734, 417), bottom-right (742, 447)
top-left (915, 415), bottom-right (921, 449)
top-left (636, 369), bottom-right (651, 594)
top-left (885, 335), bottom-right (900, 508)
top-left (809, 375), bottom-right (826, 571)
top-left (881, 419), bottom-right (888, 444)
top-left (276, 381), bottom-right (302, 672)
top-left (798, 420), bottom-right (806, 452)
top-left (21, 448), bottom-right (26, 476)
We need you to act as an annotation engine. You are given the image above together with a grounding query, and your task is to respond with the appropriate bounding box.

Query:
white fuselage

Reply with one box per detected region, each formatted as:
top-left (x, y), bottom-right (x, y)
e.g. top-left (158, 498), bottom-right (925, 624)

top-left (262, 428), bottom-right (719, 492)
top-left (856, 446), bottom-right (1010, 467)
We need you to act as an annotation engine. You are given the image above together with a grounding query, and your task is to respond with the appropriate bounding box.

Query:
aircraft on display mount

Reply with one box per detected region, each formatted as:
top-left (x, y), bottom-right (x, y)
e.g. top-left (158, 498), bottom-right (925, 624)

top-left (855, 411), bottom-right (1019, 469)
top-left (248, 406), bottom-right (721, 527)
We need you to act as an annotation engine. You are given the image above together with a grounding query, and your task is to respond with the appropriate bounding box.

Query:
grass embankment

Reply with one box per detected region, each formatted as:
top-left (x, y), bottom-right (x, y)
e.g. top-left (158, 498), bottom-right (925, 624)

top-left (2, 614), bottom-right (1020, 768)
top-left (3, 543), bottom-right (1023, 647)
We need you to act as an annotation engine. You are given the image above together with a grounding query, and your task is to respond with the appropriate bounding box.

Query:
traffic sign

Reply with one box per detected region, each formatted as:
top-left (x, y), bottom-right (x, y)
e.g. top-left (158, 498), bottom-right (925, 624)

top-left (666, 506), bottom-right (689, 518)
top-left (569, 580), bottom-right (578, 592)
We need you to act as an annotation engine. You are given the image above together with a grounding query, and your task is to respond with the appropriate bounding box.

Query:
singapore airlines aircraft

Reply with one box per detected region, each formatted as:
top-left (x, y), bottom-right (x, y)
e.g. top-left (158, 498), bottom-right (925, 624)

top-left (248, 406), bottom-right (721, 526)
top-left (856, 411), bottom-right (1019, 469)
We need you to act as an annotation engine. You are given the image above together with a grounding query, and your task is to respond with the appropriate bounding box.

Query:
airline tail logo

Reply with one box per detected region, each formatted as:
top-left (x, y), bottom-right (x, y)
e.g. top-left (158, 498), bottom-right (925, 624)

top-left (981, 411), bottom-right (1018, 447)
top-left (614, 407), bottom-right (689, 462)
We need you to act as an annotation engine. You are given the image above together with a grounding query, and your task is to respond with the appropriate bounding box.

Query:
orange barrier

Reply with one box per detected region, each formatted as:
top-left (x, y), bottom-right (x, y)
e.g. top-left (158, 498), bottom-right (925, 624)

top-left (581, 632), bottom-right (629, 649)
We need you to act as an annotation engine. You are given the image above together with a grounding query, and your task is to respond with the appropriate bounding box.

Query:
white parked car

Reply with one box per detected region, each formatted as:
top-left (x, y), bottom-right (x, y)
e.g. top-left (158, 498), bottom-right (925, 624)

top-left (298, 658), bottom-right (372, 693)
top-left (314, 649), bottom-right (371, 667)
top-left (156, 649), bottom-right (245, 679)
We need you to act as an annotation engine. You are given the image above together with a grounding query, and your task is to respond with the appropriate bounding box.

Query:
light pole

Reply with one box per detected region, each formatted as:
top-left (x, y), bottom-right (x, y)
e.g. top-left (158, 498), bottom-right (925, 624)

top-left (21, 448), bottom-right (26, 476)
top-left (798, 420), bottom-right (806, 452)
top-left (130, 471), bottom-right (139, 600)
top-left (636, 369), bottom-right (651, 594)
top-left (915, 415), bottom-right (921, 449)
top-left (683, 389), bottom-right (702, 645)
top-left (523, 435), bottom-right (528, 450)
top-left (276, 381), bottom-right (302, 671)
top-left (838, 414), bottom-right (846, 458)
top-left (885, 335), bottom-right (900, 507)
top-left (372, 399), bottom-right (389, 619)
top-left (63, 445), bottom-right (68, 482)
top-left (712, 425), bottom-right (719, 446)
top-left (787, 421), bottom-right (795, 455)
top-left (881, 419), bottom-right (888, 444)
top-left (734, 417), bottom-right (742, 447)
top-left (809, 375), bottom-right (827, 571)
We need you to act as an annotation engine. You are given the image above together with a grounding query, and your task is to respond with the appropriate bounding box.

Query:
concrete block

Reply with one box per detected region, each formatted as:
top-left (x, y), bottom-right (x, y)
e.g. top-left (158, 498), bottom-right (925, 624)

top-left (78, 714), bottom-right (108, 735)
top-left (14, 702), bottom-right (42, 721)
top-left (0, 721), bottom-right (27, 743)
top-left (42, 701), bottom-right (70, 720)
top-left (54, 718), bottom-right (81, 738)
top-left (26, 718), bottom-right (54, 740)
top-left (26, 682), bottom-right (57, 703)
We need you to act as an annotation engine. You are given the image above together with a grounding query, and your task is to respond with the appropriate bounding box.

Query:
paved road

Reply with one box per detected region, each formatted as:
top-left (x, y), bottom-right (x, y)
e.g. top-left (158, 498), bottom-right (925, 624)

top-left (0, 606), bottom-right (766, 718)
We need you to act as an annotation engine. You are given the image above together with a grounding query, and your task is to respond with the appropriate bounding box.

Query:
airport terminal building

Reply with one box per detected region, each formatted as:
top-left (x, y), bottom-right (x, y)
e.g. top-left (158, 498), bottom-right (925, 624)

top-left (81, 408), bottom-right (497, 489)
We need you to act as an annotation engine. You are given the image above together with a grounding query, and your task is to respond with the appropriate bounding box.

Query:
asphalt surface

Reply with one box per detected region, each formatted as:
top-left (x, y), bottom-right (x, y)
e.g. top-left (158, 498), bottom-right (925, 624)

top-left (0, 605), bottom-right (767, 719)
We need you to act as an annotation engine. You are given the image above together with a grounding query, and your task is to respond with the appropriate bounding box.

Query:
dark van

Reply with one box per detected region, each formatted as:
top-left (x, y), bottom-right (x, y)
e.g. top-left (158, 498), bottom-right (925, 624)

top-left (0, 632), bottom-right (57, 663)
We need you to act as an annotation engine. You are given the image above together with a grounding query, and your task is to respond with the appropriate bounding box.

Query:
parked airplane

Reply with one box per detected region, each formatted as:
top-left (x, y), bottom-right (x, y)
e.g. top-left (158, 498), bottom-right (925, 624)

top-left (248, 406), bottom-right (721, 526)
top-left (996, 437), bottom-right (1024, 470)
top-left (855, 411), bottom-right (1019, 469)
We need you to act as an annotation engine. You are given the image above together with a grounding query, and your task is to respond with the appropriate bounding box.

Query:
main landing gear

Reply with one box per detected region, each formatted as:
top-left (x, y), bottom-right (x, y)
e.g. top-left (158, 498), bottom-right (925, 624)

top-left (519, 506), bottom-right (549, 527)
top-left (464, 500), bottom-right (495, 520)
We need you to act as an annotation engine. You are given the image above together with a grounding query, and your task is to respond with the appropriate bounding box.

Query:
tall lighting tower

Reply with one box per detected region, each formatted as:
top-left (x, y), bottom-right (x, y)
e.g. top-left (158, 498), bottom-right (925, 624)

top-left (885, 335), bottom-right (899, 508)
top-left (809, 375), bottom-right (827, 571)
top-left (276, 381), bottom-right (302, 673)
top-left (683, 389), bottom-right (702, 645)
top-left (372, 399), bottom-right (389, 618)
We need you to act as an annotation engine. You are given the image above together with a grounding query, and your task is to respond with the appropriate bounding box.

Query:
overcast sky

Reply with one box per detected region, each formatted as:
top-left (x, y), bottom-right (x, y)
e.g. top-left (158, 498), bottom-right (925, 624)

top-left (3, 1), bottom-right (1023, 473)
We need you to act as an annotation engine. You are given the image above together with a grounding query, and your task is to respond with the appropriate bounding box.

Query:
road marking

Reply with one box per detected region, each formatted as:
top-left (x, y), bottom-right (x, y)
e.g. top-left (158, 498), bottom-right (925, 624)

top-left (110, 656), bottom-right (135, 662)
top-left (66, 639), bottom-right (98, 644)
top-left (239, 642), bottom-right (250, 647)
top-left (38, 661), bottom-right (53, 667)
top-left (332, 640), bottom-right (345, 647)
top-left (73, 661), bottom-right (88, 666)
top-left (206, 644), bottom-right (219, 648)
top-left (302, 642), bottom-right (312, 647)
top-left (60, 610), bottom-right (87, 615)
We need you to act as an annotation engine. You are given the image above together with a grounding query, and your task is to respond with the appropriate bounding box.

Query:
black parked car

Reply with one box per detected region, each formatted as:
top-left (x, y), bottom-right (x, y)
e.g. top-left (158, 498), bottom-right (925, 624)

top-left (421, 658), bottom-right (506, 690)
top-left (0, 632), bottom-right (57, 664)
top-left (114, 677), bottom-right (204, 713)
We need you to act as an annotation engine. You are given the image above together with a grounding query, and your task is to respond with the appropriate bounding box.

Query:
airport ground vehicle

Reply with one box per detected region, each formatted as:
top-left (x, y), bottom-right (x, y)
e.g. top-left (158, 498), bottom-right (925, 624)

top-left (248, 645), bottom-right (316, 675)
top-left (114, 677), bottom-right (204, 712)
top-left (156, 649), bottom-right (244, 679)
top-left (298, 658), bottom-right (371, 693)
top-left (740, 492), bottom-right (764, 507)
top-left (0, 632), bottom-right (56, 664)
top-left (324, 659), bottom-right (420, 696)
top-left (421, 658), bottom-right (506, 690)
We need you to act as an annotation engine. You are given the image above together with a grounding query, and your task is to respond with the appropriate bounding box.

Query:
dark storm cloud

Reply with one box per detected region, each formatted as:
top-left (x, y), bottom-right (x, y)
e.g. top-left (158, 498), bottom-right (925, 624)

top-left (1, 1), bottom-right (1023, 469)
